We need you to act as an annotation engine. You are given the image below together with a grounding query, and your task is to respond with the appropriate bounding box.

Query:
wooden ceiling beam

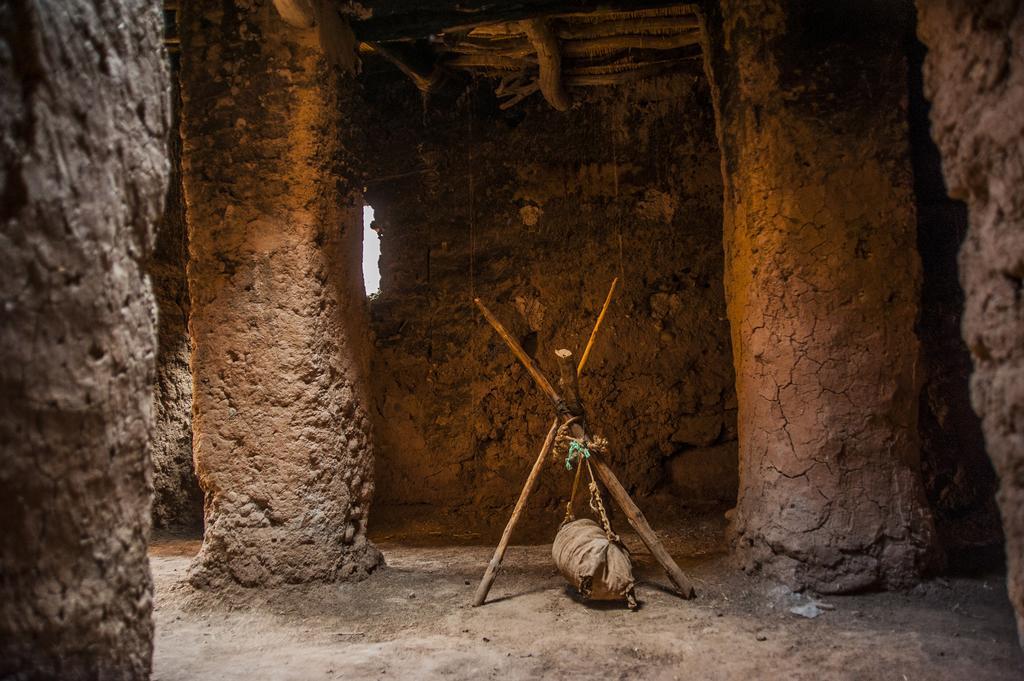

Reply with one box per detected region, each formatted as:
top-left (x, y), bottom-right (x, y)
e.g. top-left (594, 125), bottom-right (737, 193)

top-left (522, 18), bottom-right (572, 111)
top-left (343, 0), bottom-right (692, 42)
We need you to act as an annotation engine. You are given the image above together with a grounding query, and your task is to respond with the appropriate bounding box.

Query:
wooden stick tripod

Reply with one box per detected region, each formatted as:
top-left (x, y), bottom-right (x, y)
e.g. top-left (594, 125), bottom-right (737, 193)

top-left (472, 279), bottom-right (697, 606)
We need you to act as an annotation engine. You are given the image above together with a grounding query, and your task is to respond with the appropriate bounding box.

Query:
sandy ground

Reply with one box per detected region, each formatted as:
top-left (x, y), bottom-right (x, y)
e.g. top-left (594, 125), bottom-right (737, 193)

top-left (152, 520), bottom-right (1023, 680)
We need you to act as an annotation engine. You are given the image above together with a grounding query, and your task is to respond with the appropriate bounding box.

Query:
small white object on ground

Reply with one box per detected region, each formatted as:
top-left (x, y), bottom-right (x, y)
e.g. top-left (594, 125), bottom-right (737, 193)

top-left (789, 603), bottom-right (823, 619)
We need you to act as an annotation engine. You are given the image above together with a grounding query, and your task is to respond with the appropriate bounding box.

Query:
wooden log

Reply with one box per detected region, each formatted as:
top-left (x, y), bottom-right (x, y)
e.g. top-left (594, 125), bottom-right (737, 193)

top-left (562, 31), bottom-right (701, 57)
top-left (472, 419), bottom-right (559, 607)
top-left (349, 1), bottom-right (689, 42)
top-left (566, 58), bottom-right (700, 86)
top-left (555, 349), bottom-right (584, 418)
top-left (447, 53), bottom-right (536, 69)
top-left (465, 23), bottom-right (526, 38)
top-left (474, 298), bottom-right (561, 406)
top-left (522, 18), bottom-right (571, 111)
top-left (555, 16), bottom-right (700, 39)
top-left (590, 454), bottom-right (697, 598)
top-left (450, 35), bottom-right (532, 53)
top-left (449, 31), bottom-right (699, 58)
top-left (497, 81), bottom-right (540, 110)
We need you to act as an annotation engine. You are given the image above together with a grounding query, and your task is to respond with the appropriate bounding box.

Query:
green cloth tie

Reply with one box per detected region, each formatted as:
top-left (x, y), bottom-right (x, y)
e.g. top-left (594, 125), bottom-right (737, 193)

top-left (565, 440), bottom-right (591, 470)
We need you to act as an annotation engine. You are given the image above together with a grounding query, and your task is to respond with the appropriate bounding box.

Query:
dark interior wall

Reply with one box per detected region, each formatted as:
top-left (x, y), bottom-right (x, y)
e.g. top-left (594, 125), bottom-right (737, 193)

top-left (906, 37), bottom-right (1002, 559)
top-left (360, 67), bottom-right (736, 535)
top-left (915, 0), bottom-right (1024, 646)
top-left (149, 46), bottom-right (203, 532)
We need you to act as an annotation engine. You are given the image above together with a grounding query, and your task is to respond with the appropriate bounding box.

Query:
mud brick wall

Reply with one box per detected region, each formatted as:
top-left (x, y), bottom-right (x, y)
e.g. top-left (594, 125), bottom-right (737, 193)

top-left (361, 69), bottom-right (737, 537)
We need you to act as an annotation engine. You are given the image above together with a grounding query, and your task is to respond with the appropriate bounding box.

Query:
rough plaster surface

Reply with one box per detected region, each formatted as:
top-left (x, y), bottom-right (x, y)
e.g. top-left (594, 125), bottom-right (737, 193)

top-left (361, 71), bottom-right (737, 536)
top-left (180, 0), bottom-right (382, 588)
top-left (0, 0), bottom-right (168, 677)
top-left (915, 0), bottom-right (1024, 644)
top-left (150, 60), bottom-right (202, 531)
top-left (704, 0), bottom-right (939, 592)
top-left (907, 39), bottom-right (1002, 556)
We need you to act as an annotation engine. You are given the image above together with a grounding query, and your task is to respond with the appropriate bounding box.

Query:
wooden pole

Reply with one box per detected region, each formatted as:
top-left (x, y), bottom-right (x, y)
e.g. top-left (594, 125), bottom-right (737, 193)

top-left (472, 420), bottom-right (558, 607)
top-left (578, 277), bottom-right (617, 380)
top-left (555, 349), bottom-right (584, 417)
top-left (474, 298), bottom-right (561, 406)
top-left (472, 279), bottom-right (617, 606)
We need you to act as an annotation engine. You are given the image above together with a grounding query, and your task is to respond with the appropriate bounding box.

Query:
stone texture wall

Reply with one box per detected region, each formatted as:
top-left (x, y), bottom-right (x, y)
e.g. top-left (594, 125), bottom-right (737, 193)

top-left (915, 0), bottom-right (1024, 644)
top-left (180, 0), bottom-right (382, 588)
top-left (361, 69), bottom-right (737, 537)
top-left (704, 0), bottom-right (939, 592)
top-left (0, 0), bottom-right (168, 677)
top-left (149, 50), bottom-right (202, 531)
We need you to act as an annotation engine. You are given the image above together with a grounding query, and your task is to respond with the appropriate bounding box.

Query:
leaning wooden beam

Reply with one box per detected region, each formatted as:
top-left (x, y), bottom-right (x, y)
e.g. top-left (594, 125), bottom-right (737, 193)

top-left (472, 279), bottom-right (618, 607)
top-left (474, 298), bottom-right (561, 405)
top-left (472, 420), bottom-right (559, 607)
top-left (579, 277), bottom-right (618, 372)
top-left (497, 81), bottom-right (540, 110)
top-left (522, 18), bottom-right (571, 111)
top-left (589, 456), bottom-right (696, 597)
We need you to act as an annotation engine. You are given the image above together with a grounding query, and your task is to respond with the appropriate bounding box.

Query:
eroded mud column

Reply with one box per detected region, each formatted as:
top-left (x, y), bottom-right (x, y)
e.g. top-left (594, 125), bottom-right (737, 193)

top-left (916, 0), bottom-right (1024, 644)
top-left (704, 0), bottom-right (938, 592)
top-left (180, 1), bottom-right (382, 587)
top-left (0, 1), bottom-right (167, 677)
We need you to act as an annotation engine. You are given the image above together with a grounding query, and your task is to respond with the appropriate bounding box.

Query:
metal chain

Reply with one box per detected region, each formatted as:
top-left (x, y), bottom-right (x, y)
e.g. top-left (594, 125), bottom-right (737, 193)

top-left (585, 459), bottom-right (619, 542)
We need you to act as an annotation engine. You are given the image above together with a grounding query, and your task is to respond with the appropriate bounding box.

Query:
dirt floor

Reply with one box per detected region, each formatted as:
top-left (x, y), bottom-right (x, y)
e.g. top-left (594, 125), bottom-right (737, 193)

top-left (151, 516), bottom-right (1023, 680)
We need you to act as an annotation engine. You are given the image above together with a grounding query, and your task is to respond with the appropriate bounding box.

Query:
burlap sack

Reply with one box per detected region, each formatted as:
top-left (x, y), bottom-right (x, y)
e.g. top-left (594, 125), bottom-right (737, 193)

top-left (552, 518), bottom-right (636, 607)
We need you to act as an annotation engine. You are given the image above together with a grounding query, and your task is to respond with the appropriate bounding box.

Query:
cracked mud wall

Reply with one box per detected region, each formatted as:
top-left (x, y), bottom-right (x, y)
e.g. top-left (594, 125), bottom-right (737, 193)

top-left (704, 0), bottom-right (939, 592)
top-left (361, 69), bottom-right (737, 536)
top-left (915, 0), bottom-right (1024, 645)
top-left (149, 48), bottom-right (202, 532)
top-left (0, 0), bottom-right (168, 678)
top-left (180, 0), bottom-right (382, 588)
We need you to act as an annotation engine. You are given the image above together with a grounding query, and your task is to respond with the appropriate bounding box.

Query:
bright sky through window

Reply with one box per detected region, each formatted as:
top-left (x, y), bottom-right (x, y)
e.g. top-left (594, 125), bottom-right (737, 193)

top-left (363, 204), bottom-right (381, 296)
